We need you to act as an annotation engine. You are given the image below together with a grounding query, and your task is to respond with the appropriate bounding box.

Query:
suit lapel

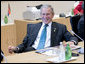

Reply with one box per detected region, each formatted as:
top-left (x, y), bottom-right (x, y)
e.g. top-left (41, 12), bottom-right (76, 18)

top-left (51, 22), bottom-right (59, 46)
top-left (32, 22), bottom-right (42, 41)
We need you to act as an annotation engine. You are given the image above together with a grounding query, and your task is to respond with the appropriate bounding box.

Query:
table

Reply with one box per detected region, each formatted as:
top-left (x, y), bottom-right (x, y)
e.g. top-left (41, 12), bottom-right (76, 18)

top-left (1, 42), bottom-right (84, 63)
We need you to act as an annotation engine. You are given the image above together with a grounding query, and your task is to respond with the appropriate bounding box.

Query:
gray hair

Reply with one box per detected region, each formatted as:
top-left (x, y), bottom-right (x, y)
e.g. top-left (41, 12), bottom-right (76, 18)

top-left (40, 4), bottom-right (54, 15)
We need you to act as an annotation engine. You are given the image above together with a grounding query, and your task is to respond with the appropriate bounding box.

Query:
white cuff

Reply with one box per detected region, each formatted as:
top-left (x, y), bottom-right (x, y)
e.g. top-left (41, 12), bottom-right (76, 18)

top-left (16, 47), bottom-right (19, 50)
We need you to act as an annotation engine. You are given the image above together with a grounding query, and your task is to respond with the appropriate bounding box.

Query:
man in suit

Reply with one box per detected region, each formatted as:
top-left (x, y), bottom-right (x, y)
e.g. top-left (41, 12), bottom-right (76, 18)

top-left (8, 4), bottom-right (78, 53)
top-left (77, 2), bottom-right (84, 41)
top-left (77, 15), bottom-right (84, 40)
top-left (70, 1), bottom-right (84, 34)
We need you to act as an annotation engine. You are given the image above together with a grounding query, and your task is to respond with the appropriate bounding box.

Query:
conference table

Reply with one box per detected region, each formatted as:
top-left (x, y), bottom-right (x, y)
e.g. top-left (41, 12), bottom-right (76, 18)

top-left (2, 41), bottom-right (84, 63)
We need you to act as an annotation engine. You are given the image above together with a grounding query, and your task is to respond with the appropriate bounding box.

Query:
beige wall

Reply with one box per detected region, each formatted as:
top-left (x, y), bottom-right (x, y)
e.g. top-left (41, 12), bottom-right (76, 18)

top-left (1, 1), bottom-right (75, 24)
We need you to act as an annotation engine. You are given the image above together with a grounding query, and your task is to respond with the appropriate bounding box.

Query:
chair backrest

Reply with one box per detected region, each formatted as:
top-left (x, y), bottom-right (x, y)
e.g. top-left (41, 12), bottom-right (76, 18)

top-left (1, 24), bottom-right (16, 56)
top-left (70, 15), bottom-right (81, 35)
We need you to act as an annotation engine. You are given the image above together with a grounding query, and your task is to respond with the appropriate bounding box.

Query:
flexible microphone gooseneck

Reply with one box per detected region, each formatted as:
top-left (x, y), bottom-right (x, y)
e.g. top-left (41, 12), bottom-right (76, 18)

top-left (70, 30), bottom-right (84, 41)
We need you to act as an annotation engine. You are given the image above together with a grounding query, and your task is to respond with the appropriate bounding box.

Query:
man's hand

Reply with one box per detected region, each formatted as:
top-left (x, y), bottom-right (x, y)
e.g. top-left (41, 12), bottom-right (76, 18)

top-left (64, 41), bottom-right (75, 47)
top-left (66, 41), bottom-right (74, 46)
top-left (8, 46), bottom-right (16, 54)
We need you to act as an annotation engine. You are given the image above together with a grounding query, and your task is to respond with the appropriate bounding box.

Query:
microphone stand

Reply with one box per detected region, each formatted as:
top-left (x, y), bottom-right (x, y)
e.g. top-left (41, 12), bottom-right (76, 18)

top-left (70, 30), bottom-right (84, 41)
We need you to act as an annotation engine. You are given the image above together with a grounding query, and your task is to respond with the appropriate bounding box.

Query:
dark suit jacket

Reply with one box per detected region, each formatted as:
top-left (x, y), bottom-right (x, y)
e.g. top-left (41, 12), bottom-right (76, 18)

top-left (15, 22), bottom-right (78, 53)
top-left (77, 15), bottom-right (84, 40)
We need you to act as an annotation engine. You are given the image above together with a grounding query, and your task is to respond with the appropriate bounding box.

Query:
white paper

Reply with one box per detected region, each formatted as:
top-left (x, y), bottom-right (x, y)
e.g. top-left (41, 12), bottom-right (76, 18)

top-left (46, 57), bottom-right (78, 63)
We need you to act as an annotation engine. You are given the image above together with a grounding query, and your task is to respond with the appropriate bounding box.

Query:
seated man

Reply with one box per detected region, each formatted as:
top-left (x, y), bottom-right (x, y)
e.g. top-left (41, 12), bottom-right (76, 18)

top-left (70, 1), bottom-right (84, 40)
top-left (8, 4), bottom-right (78, 54)
top-left (77, 1), bottom-right (84, 41)
top-left (77, 14), bottom-right (84, 40)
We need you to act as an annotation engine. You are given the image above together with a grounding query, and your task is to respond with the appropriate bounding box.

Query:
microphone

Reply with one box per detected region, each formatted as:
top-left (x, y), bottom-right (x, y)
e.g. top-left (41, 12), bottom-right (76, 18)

top-left (70, 30), bottom-right (84, 41)
top-left (1, 52), bottom-right (7, 63)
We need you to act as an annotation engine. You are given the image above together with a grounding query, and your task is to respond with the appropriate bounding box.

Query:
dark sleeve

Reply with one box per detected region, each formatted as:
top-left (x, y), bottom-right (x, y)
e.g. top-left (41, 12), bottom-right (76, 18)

top-left (14, 34), bottom-right (29, 53)
top-left (14, 24), bottom-right (31, 53)
top-left (77, 15), bottom-right (84, 40)
top-left (63, 25), bottom-right (78, 45)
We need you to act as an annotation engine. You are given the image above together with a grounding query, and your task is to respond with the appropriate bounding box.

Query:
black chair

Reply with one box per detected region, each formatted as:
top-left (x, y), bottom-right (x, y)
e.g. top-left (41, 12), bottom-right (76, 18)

top-left (70, 15), bottom-right (81, 41)
top-left (59, 13), bottom-right (66, 17)
top-left (36, 4), bottom-right (43, 9)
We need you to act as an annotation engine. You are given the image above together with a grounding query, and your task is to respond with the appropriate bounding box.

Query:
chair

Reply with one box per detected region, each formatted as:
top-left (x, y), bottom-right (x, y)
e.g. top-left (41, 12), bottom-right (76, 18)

top-left (70, 15), bottom-right (81, 41)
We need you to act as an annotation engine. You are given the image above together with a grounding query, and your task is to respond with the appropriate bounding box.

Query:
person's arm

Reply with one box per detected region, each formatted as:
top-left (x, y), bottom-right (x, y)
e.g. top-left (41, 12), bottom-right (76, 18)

top-left (14, 24), bottom-right (32, 53)
top-left (8, 34), bottom-right (29, 53)
top-left (14, 34), bottom-right (29, 53)
top-left (8, 24), bottom-right (32, 53)
top-left (63, 25), bottom-right (78, 45)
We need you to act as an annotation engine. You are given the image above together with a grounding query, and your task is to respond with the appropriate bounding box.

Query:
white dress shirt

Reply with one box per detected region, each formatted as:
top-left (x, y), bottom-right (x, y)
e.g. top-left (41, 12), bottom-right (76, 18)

top-left (32, 22), bottom-right (52, 49)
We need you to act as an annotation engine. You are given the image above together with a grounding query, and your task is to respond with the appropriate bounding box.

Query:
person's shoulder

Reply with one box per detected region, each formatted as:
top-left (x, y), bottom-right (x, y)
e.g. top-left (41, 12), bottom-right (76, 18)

top-left (27, 22), bottom-right (42, 25)
top-left (27, 22), bottom-right (42, 28)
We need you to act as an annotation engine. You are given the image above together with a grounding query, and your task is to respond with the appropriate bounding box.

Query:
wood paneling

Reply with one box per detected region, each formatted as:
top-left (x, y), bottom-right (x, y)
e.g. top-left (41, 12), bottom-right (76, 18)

top-left (1, 24), bottom-right (16, 56)
top-left (53, 18), bottom-right (72, 31)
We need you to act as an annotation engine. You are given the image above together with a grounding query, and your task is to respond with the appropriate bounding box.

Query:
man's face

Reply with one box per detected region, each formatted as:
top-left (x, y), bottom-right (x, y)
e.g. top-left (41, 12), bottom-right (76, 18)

top-left (41, 8), bottom-right (54, 24)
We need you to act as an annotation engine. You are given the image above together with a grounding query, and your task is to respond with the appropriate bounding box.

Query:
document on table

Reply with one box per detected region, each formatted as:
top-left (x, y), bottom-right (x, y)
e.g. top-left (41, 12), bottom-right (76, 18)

top-left (70, 45), bottom-right (81, 50)
top-left (46, 57), bottom-right (78, 63)
top-left (35, 45), bottom-right (81, 56)
top-left (35, 48), bottom-right (59, 56)
top-left (42, 49), bottom-right (58, 56)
